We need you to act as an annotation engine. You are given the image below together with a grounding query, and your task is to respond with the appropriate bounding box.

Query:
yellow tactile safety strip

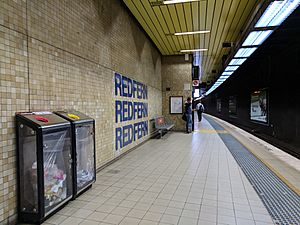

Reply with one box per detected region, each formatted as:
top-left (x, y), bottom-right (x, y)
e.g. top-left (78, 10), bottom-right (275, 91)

top-left (194, 129), bottom-right (228, 134)
top-left (211, 118), bottom-right (300, 196)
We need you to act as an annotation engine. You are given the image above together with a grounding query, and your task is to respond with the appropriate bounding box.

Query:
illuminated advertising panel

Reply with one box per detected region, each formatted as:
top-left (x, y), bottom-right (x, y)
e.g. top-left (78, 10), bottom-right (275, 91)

top-left (250, 89), bottom-right (268, 123)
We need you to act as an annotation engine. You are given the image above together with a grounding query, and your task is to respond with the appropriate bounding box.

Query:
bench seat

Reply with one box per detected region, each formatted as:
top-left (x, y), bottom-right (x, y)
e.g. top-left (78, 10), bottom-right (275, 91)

top-left (155, 116), bottom-right (175, 138)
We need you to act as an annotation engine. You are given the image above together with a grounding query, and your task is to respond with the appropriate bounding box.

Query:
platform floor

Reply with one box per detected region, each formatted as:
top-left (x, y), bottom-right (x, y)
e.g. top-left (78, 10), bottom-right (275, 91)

top-left (43, 115), bottom-right (300, 225)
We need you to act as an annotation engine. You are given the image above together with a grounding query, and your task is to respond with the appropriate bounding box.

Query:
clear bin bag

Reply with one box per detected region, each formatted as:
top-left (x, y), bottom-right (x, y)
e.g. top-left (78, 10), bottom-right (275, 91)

top-left (43, 130), bottom-right (71, 212)
top-left (76, 124), bottom-right (95, 189)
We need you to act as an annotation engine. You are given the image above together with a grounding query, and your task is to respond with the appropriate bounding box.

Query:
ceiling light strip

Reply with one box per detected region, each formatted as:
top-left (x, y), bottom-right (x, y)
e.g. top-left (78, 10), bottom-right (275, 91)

top-left (180, 49), bottom-right (208, 53)
top-left (255, 0), bottom-right (300, 28)
top-left (163, 0), bottom-right (202, 4)
top-left (229, 58), bottom-right (247, 66)
top-left (174, 30), bottom-right (210, 36)
top-left (242, 30), bottom-right (273, 46)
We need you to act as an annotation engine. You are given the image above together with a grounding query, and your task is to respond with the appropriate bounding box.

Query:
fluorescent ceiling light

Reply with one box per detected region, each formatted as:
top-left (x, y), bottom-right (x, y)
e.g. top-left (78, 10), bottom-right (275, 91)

top-left (174, 30), bottom-right (210, 36)
top-left (220, 75), bottom-right (230, 79)
top-left (255, 0), bottom-right (300, 27)
top-left (225, 66), bottom-right (239, 71)
top-left (222, 71), bottom-right (233, 76)
top-left (180, 48), bottom-right (208, 53)
top-left (242, 30), bottom-right (273, 46)
top-left (234, 47), bottom-right (257, 58)
top-left (163, 0), bottom-right (202, 4)
top-left (229, 58), bottom-right (247, 66)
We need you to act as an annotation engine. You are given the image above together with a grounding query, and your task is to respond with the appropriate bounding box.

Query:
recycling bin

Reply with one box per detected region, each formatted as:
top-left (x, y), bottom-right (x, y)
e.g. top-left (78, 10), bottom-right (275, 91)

top-left (16, 112), bottom-right (73, 223)
top-left (54, 111), bottom-right (96, 198)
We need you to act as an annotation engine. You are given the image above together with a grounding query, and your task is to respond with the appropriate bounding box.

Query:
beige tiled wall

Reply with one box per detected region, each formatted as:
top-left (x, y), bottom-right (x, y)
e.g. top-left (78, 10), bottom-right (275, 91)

top-left (0, 0), bottom-right (162, 224)
top-left (0, 25), bottom-right (29, 224)
top-left (162, 55), bottom-right (192, 131)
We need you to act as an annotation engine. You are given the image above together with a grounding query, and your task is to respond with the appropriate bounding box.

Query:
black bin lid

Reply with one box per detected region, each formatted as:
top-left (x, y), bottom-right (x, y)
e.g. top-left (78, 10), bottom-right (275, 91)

top-left (16, 111), bottom-right (70, 128)
top-left (54, 110), bottom-right (94, 124)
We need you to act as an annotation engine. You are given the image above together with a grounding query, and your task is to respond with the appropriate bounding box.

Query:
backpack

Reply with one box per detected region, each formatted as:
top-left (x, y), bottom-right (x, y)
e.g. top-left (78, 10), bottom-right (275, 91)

top-left (200, 104), bottom-right (204, 112)
top-left (197, 103), bottom-right (204, 112)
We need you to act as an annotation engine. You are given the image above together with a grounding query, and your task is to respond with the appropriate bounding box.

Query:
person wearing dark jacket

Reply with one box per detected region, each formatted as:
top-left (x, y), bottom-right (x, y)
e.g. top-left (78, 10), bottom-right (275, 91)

top-left (184, 97), bottom-right (193, 133)
top-left (196, 101), bottom-right (204, 122)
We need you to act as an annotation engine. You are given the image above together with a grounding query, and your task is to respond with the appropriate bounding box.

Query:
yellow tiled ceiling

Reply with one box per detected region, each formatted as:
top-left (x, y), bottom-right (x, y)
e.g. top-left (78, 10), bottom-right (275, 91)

top-left (123, 0), bottom-right (262, 82)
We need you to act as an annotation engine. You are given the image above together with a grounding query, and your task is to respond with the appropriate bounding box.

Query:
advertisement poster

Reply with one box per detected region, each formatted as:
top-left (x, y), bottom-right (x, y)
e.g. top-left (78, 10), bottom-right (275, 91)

top-left (250, 89), bottom-right (268, 123)
top-left (170, 96), bottom-right (183, 114)
top-left (229, 96), bottom-right (237, 116)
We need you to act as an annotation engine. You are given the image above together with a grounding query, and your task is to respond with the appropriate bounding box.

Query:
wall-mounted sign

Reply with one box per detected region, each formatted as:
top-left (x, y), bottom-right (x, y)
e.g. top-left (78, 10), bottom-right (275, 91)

top-left (250, 89), bottom-right (268, 123)
top-left (192, 80), bottom-right (199, 86)
top-left (114, 73), bottom-right (149, 151)
top-left (184, 83), bottom-right (191, 91)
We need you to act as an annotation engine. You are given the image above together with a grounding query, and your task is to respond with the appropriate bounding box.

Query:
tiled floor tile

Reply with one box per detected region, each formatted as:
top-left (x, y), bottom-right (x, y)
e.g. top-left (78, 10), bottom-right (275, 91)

top-left (143, 212), bottom-right (163, 222)
top-left (119, 200), bottom-right (137, 208)
top-left (57, 207), bottom-right (79, 216)
top-left (186, 196), bottom-right (202, 204)
top-left (178, 216), bottom-right (198, 225)
top-left (46, 214), bottom-right (68, 224)
top-left (102, 214), bottom-right (124, 224)
top-left (119, 217), bottom-right (140, 225)
top-left (111, 206), bottom-right (131, 216)
top-left (168, 201), bottom-right (185, 209)
top-left (127, 209), bottom-right (147, 219)
top-left (160, 214), bottom-right (180, 224)
top-left (157, 193), bottom-right (173, 200)
top-left (233, 203), bottom-right (251, 212)
top-left (236, 218), bottom-right (256, 225)
top-left (164, 207), bottom-right (182, 216)
top-left (148, 205), bottom-right (167, 213)
top-left (199, 212), bottom-right (217, 223)
top-left (134, 202), bottom-right (152, 211)
top-left (181, 209), bottom-right (199, 219)
top-left (79, 219), bottom-right (100, 225)
top-left (235, 210), bottom-right (254, 220)
top-left (185, 203), bottom-right (201, 212)
top-left (218, 207), bottom-right (235, 217)
top-left (82, 202), bottom-right (103, 210)
top-left (139, 220), bottom-right (158, 225)
top-left (60, 217), bottom-right (83, 225)
top-left (200, 206), bottom-right (217, 215)
top-left (96, 204), bottom-right (116, 213)
top-left (73, 209), bottom-right (94, 219)
top-left (197, 220), bottom-right (216, 225)
top-left (218, 202), bottom-right (234, 210)
top-left (154, 199), bottom-right (170, 207)
top-left (88, 212), bottom-right (108, 222)
top-left (218, 215), bottom-right (236, 225)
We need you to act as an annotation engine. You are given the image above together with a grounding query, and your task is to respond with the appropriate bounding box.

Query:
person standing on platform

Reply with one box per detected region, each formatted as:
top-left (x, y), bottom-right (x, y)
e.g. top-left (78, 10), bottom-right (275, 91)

top-left (184, 97), bottom-right (193, 133)
top-left (196, 101), bottom-right (204, 122)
